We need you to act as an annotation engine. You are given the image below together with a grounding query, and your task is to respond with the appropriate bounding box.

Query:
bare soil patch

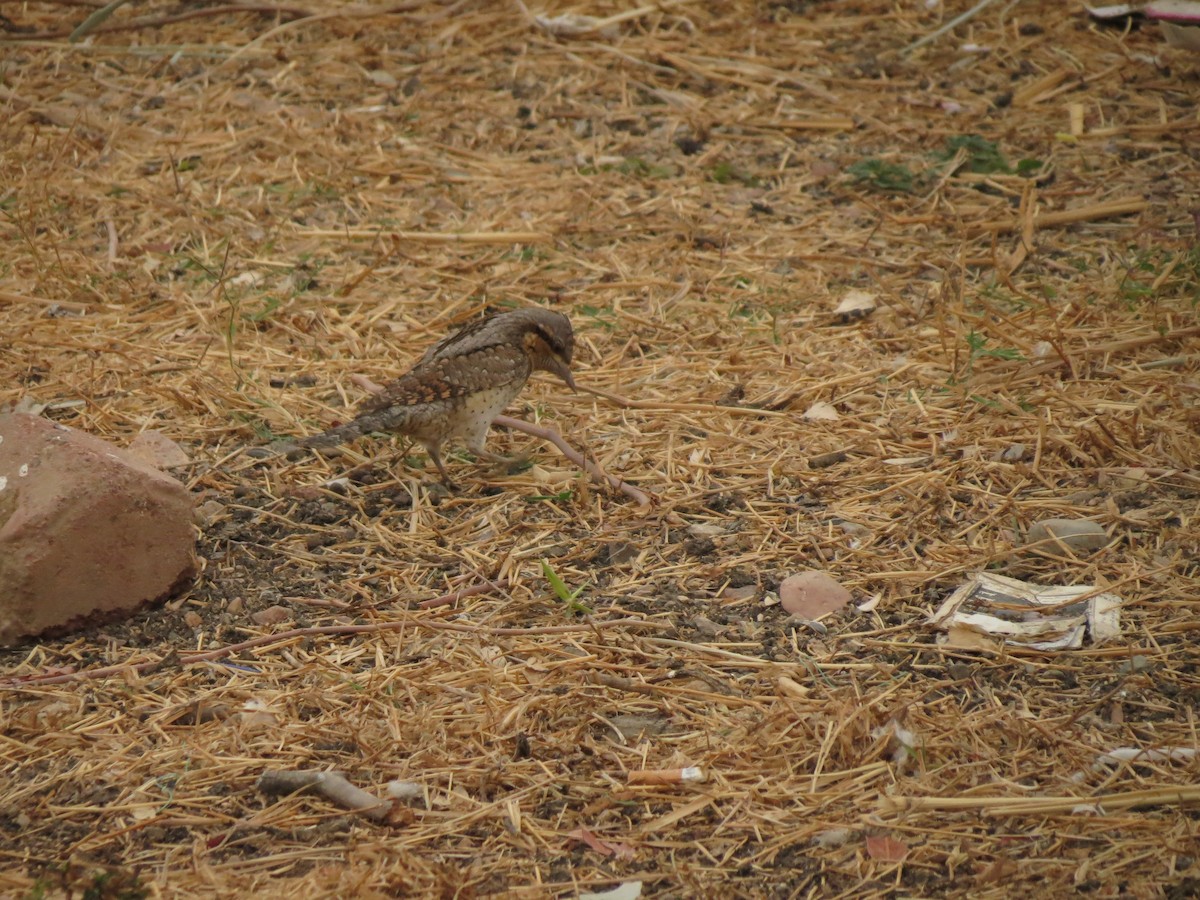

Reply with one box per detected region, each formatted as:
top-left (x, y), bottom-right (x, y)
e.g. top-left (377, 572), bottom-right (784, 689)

top-left (2, 2), bottom-right (1199, 897)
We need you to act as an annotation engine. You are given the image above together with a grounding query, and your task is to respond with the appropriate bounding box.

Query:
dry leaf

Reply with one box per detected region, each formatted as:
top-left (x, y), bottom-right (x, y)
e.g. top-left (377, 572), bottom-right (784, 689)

top-left (813, 827), bottom-right (853, 848)
top-left (238, 699), bottom-right (278, 729)
top-left (865, 834), bottom-right (909, 862)
top-left (722, 584), bottom-right (757, 602)
top-left (533, 13), bottom-right (617, 38)
top-left (607, 714), bottom-right (671, 741)
top-left (856, 594), bottom-right (882, 612)
top-left (883, 456), bottom-right (930, 466)
top-left (568, 827), bottom-right (636, 860)
top-left (833, 289), bottom-right (877, 322)
top-left (810, 159), bottom-right (840, 180)
top-left (802, 401), bottom-right (840, 421)
top-left (130, 803), bottom-right (156, 822)
top-left (976, 857), bottom-right (1019, 884)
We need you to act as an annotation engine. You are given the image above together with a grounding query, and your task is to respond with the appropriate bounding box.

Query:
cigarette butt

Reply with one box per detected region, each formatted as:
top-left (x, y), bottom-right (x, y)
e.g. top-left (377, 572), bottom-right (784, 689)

top-left (627, 766), bottom-right (706, 785)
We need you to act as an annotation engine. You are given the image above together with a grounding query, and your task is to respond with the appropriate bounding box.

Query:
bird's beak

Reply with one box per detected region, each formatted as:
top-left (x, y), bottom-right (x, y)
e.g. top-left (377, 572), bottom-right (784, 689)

top-left (549, 354), bottom-right (577, 392)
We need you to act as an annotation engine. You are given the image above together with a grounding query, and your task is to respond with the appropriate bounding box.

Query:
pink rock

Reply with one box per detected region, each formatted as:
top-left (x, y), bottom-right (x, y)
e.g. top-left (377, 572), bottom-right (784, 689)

top-left (250, 605), bottom-right (291, 627)
top-left (779, 571), bottom-right (852, 619)
top-left (0, 413), bottom-right (198, 646)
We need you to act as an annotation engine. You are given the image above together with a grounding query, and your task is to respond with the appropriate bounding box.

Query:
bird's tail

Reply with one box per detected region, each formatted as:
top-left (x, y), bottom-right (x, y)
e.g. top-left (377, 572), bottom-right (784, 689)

top-left (242, 417), bottom-right (377, 463)
top-left (296, 404), bottom-right (416, 450)
top-left (297, 418), bottom-right (370, 450)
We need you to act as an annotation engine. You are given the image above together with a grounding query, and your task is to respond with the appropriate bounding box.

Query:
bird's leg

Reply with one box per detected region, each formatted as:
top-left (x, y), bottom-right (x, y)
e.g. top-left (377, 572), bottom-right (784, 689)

top-left (458, 421), bottom-right (528, 472)
top-left (423, 442), bottom-right (458, 490)
top-left (467, 439), bottom-right (530, 472)
top-left (473, 447), bottom-right (522, 464)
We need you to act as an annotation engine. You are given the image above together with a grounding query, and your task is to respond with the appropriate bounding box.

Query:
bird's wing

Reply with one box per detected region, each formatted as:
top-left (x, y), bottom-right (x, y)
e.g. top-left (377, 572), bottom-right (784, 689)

top-left (357, 343), bottom-right (531, 414)
top-left (415, 315), bottom-right (496, 366)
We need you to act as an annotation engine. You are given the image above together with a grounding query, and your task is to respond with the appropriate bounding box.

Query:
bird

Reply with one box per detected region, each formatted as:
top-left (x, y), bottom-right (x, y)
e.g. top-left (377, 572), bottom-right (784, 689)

top-left (295, 307), bottom-right (576, 486)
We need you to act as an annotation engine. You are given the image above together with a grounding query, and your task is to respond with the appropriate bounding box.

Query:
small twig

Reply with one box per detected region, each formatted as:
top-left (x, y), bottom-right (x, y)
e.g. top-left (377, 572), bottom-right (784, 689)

top-left (880, 785), bottom-right (1200, 816)
top-left (0, 289), bottom-right (93, 312)
top-left (969, 324), bottom-right (1200, 388)
top-left (1011, 67), bottom-right (1072, 108)
top-left (414, 578), bottom-right (507, 609)
top-left (588, 672), bottom-right (662, 696)
top-left (14, 2), bottom-right (312, 40)
top-left (969, 198), bottom-right (1148, 235)
top-left (578, 383), bottom-right (791, 418)
top-left (218, 1), bottom-right (437, 67)
top-left (296, 228), bottom-right (551, 244)
top-left (1062, 676), bottom-right (1129, 728)
top-left (901, 0), bottom-right (1003, 55)
top-left (1092, 467), bottom-right (1200, 487)
top-left (516, 0), bottom-right (699, 35)
top-left (68, 0), bottom-right (132, 42)
top-left (257, 770), bottom-right (390, 822)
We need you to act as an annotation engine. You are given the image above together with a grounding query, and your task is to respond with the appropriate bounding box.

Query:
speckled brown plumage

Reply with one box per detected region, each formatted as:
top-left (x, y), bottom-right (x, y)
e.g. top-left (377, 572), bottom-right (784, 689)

top-left (299, 308), bottom-right (575, 484)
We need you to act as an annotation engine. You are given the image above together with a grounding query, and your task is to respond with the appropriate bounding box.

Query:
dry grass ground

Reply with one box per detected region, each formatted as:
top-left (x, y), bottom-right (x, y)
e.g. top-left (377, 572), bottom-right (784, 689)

top-left (2, 1), bottom-right (1199, 897)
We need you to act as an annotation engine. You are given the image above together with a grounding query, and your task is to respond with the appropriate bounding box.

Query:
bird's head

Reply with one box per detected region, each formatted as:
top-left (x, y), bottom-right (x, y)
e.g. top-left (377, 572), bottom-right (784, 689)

top-left (520, 309), bottom-right (576, 391)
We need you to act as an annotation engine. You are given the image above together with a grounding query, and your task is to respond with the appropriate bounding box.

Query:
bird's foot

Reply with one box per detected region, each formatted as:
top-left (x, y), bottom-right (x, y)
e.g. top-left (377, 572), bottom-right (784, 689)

top-left (426, 479), bottom-right (459, 497)
top-left (478, 450), bottom-right (532, 475)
